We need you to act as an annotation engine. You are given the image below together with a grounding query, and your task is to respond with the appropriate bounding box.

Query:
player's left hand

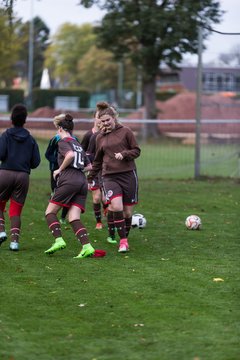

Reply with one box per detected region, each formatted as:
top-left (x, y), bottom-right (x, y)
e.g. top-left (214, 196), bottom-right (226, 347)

top-left (53, 169), bottom-right (61, 180)
top-left (114, 152), bottom-right (123, 160)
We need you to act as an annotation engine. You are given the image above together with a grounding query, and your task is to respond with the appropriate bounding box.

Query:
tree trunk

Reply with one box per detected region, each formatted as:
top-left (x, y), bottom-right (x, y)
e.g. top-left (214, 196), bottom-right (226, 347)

top-left (143, 79), bottom-right (159, 139)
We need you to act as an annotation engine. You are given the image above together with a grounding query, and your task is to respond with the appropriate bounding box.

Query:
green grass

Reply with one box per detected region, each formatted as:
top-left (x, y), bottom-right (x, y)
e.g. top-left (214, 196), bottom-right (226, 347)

top-left (135, 142), bottom-right (239, 179)
top-left (0, 176), bottom-right (239, 360)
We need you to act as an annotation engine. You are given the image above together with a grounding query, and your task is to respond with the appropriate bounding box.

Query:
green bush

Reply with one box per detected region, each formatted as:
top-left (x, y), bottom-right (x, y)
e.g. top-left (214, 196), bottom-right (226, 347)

top-left (32, 89), bottom-right (90, 109)
top-left (156, 90), bottom-right (177, 101)
top-left (0, 89), bottom-right (24, 110)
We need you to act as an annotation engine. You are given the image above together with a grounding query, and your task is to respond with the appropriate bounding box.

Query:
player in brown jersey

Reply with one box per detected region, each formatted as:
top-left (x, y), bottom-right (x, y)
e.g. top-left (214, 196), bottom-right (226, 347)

top-left (44, 113), bottom-right (98, 259)
top-left (87, 102), bottom-right (141, 253)
top-left (0, 104), bottom-right (41, 251)
top-left (81, 113), bottom-right (108, 230)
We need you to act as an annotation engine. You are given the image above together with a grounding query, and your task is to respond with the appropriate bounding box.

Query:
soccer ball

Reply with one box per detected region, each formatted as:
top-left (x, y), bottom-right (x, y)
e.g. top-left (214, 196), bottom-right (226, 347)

top-left (185, 215), bottom-right (201, 230)
top-left (131, 214), bottom-right (147, 229)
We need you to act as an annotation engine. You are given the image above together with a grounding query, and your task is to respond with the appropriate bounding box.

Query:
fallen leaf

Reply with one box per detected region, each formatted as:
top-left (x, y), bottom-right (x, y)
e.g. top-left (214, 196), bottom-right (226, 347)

top-left (213, 278), bottom-right (224, 282)
top-left (134, 323), bottom-right (144, 327)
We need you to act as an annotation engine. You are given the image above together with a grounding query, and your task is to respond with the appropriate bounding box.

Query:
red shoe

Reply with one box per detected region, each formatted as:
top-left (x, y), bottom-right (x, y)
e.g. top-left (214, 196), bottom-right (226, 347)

top-left (95, 222), bottom-right (103, 230)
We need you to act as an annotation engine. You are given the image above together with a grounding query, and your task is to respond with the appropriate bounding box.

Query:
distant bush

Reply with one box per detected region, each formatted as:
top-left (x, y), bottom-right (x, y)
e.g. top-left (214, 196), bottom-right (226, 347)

top-left (32, 89), bottom-right (90, 109)
top-left (0, 89), bottom-right (24, 110)
top-left (156, 90), bottom-right (177, 101)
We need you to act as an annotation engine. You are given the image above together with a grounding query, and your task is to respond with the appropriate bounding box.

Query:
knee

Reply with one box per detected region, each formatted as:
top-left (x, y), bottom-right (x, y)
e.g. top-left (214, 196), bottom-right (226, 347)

top-left (109, 204), bottom-right (123, 212)
top-left (123, 208), bottom-right (133, 218)
top-left (92, 193), bottom-right (101, 204)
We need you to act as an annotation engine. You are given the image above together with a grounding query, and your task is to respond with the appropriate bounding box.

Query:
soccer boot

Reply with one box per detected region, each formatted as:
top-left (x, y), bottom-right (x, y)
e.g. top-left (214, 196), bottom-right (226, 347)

top-left (0, 231), bottom-right (7, 246)
top-left (118, 239), bottom-right (129, 253)
top-left (9, 241), bottom-right (19, 251)
top-left (107, 236), bottom-right (117, 244)
top-left (74, 244), bottom-right (95, 259)
top-left (45, 237), bottom-right (66, 254)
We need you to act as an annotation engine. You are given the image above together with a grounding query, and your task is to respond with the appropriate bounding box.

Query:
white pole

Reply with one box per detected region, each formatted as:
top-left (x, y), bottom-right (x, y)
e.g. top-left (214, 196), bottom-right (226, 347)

top-left (195, 26), bottom-right (202, 179)
top-left (27, 0), bottom-right (34, 108)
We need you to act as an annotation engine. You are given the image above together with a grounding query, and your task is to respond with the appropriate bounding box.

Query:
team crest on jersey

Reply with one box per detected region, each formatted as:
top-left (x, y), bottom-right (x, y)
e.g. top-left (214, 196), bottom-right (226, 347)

top-left (106, 190), bottom-right (113, 200)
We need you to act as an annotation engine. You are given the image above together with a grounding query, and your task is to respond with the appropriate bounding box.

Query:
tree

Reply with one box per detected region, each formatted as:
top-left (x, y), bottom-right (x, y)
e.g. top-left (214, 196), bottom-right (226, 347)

top-left (77, 45), bottom-right (118, 92)
top-left (0, 7), bottom-right (21, 87)
top-left (77, 45), bottom-right (137, 97)
top-left (0, 0), bottom-right (15, 23)
top-left (79, 0), bottom-right (223, 137)
top-left (0, 2), bottom-right (49, 89)
top-left (17, 16), bottom-right (50, 87)
top-left (44, 23), bottom-right (96, 87)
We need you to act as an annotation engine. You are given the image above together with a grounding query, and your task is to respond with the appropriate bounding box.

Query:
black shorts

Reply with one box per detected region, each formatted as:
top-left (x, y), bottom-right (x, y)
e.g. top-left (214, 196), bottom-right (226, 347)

top-left (102, 170), bottom-right (138, 206)
top-left (0, 169), bottom-right (29, 204)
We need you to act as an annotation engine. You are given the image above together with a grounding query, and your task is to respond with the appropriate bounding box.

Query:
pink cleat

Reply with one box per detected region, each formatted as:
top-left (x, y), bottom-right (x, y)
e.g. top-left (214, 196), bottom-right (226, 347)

top-left (118, 239), bottom-right (129, 253)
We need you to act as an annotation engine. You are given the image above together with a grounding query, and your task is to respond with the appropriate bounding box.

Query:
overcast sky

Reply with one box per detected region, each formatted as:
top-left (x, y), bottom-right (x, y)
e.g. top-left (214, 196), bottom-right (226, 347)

top-left (14, 0), bottom-right (240, 65)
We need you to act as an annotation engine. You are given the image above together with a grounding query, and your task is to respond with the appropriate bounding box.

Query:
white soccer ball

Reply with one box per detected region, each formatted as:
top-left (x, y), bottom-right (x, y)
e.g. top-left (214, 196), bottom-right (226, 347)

top-left (132, 214), bottom-right (147, 229)
top-left (185, 215), bottom-right (201, 230)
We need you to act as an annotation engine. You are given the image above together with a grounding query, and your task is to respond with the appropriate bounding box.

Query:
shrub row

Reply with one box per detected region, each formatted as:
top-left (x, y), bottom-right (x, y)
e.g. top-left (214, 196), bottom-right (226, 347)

top-left (0, 89), bottom-right (90, 111)
top-left (32, 89), bottom-right (90, 109)
top-left (0, 89), bottom-right (24, 110)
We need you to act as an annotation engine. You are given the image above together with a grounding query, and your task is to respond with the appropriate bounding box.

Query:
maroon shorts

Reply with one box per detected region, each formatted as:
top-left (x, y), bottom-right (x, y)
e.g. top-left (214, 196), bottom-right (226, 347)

top-left (102, 170), bottom-right (138, 206)
top-left (50, 171), bottom-right (88, 213)
top-left (0, 169), bottom-right (29, 204)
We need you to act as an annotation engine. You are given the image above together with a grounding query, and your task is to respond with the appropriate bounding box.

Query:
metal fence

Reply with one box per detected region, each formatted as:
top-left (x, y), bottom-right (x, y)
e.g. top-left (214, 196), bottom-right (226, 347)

top-left (0, 116), bottom-right (239, 180)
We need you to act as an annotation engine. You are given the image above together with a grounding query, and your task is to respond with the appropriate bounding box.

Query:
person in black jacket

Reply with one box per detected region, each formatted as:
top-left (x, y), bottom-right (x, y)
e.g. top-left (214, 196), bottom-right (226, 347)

top-left (0, 104), bottom-right (41, 251)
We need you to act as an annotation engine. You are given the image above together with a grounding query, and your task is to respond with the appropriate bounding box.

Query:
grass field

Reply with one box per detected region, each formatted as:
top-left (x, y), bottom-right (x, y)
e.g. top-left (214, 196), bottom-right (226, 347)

top-left (0, 138), bottom-right (239, 359)
top-left (135, 142), bottom-right (239, 179)
top-left (0, 158), bottom-right (239, 360)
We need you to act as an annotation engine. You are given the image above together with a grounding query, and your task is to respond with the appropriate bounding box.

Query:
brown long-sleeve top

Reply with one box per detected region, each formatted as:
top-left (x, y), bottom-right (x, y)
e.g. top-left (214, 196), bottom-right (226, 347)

top-left (88, 124), bottom-right (141, 180)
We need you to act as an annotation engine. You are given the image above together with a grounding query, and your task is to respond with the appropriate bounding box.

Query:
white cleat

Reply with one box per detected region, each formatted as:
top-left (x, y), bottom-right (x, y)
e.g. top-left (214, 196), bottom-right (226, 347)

top-left (0, 231), bottom-right (7, 246)
top-left (9, 241), bottom-right (19, 251)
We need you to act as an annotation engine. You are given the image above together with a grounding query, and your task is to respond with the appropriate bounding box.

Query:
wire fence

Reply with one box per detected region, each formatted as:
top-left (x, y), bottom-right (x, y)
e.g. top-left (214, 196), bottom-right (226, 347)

top-left (0, 115), bottom-right (239, 180)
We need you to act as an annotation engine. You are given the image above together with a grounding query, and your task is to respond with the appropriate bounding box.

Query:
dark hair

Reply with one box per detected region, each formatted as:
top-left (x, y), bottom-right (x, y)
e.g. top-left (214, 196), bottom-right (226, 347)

top-left (53, 113), bottom-right (74, 133)
top-left (96, 101), bottom-right (118, 119)
top-left (11, 104), bottom-right (28, 126)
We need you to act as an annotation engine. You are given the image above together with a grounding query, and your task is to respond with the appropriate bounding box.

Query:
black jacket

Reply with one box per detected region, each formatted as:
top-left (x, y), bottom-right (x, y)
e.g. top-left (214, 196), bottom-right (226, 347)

top-left (0, 127), bottom-right (41, 173)
top-left (45, 134), bottom-right (60, 171)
